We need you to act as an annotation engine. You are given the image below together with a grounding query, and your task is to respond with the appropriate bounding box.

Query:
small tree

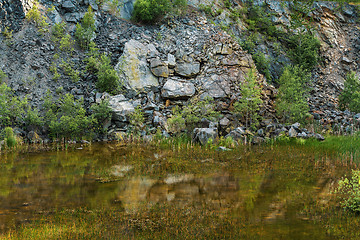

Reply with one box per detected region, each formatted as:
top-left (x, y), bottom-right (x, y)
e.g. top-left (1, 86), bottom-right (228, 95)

top-left (96, 54), bottom-right (121, 94)
top-left (339, 71), bottom-right (360, 112)
top-left (276, 65), bottom-right (310, 123)
top-left (75, 6), bottom-right (96, 49)
top-left (233, 69), bottom-right (263, 130)
top-left (0, 83), bottom-right (28, 128)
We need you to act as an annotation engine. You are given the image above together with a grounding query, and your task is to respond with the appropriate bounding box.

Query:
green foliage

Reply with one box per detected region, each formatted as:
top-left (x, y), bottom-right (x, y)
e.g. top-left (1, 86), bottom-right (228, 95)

top-left (59, 34), bottom-right (74, 52)
top-left (167, 97), bottom-right (222, 133)
top-left (0, 69), bottom-right (7, 83)
top-left (253, 52), bottom-right (271, 81)
top-left (167, 106), bottom-right (186, 134)
top-left (339, 71), bottom-right (360, 112)
top-left (233, 69), bottom-right (263, 130)
top-left (276, 65), bottom-right (310, 123)
top-left (45, 94), bottom-right (94, 140)
top-left (218, 136), bottom-right (236, 148)
top-left (25, 108), bottom-right (43, 129)
top-left (47, 5), bottom-right (56, 13)
top-left (51, 22), bottom-right (66, 41)
top-left (246, 5), bottom-right (277, 37)
top-left (223, 0), bottom-right (231, 9)
top-left (75, 6), bottom-right (96, 49)
top-left (108, 0), bottom-right (121, 16)
top-left (132, 0), bottom-right (187, 24)
top-left (90, 100), bottom-right (112, 133)
top-left (184, 97), bottom-right (222, 127)
top-left (96, 54), bottom-right (121, 94)
top-left (0, 83), bottom-right (28, 128)
top-left (50, 62), bottom-right (61, 81)
top-left (2, 26), bottom-right (13, 40)
top-left (84, 42), bottom-right (121, 94)
top-left (285, 32), bottom-right (320, 70)
top-left (240, 32), bottom-right (259, 54)
top-left (129, 106), bottom-right (145, 135)
top-left (1, 127), bottom-right (17, 148)
top-left (335, 170), bottom-right (360, 213)
top-left (84, 41), bottom-right (100, 73)
top-left (26, 1), bottom-right (49, 33)
top-left (60, 59), bottom-right (80, 82)
top-left (199, 3), bottom-right (219, 17)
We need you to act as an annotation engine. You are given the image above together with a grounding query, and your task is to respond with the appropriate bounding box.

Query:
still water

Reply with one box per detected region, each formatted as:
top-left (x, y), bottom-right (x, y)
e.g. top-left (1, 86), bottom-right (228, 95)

top-left (0, 142), bottom-right (352, 239)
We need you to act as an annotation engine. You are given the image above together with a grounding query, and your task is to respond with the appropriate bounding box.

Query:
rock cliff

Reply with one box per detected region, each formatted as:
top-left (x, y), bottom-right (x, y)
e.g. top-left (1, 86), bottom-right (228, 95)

top-left (0, 0), bottom-right (359, 143)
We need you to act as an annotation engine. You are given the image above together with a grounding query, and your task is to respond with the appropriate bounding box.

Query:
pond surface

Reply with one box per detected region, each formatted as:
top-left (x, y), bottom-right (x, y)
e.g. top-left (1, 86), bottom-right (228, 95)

top-left (0, 142), bottom-right (355, 239)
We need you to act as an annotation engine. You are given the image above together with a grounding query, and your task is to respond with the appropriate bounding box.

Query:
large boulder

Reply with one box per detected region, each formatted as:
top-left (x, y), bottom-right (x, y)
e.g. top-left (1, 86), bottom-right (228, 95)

top-left (108, 94), bottom-right (135, 122)
top-left (115, 40), bottom-right (159, 91)
top-left (161, 78), bottom-right (196, 99)
top-left (192, 128), bottom-right (218, 145)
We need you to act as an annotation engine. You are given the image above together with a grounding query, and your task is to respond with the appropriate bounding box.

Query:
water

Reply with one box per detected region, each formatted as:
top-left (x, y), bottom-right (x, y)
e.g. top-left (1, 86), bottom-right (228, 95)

top-left (0, 142), bottom-right (355, 239)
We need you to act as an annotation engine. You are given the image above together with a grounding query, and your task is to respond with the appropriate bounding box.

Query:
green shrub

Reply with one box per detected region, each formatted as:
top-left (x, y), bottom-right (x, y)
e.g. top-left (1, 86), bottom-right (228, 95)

top-left (339, 71), bottom-right (360, 112)
top-left (90, 100), bottom-right (112, 133)
top-left (2, 26), bottom-right (13, 40)
top-left (233, 68), bottom-right (263, 130)
top-left (253, 52), bottom-right (271, 81)
top-left (167, 97), bottom-right (222, 133)
top-left (59, 34), bottom-right (74, 52)
top-left (60, 59), bottom-right (80, 82)
top-left (51, 22), bottom-right (66, 41)
top-left (108, 0), bottom-right (121, 16)
top-left (1, 127), bottom-right (17, 148)
top-left (276, 65), bottom-right (310, 123)
top-left (129, 106), bottom-right (145, 135)
top-left (167, 106), bottom-right (186, 134)
top-left (240, 32), bottom-right (258, 54)
top-left (285, 32), bottom-right (320, 70)
top-left (96, 54), bottom-right (121, 94)
top-left (246, 5), bottom-right (277, 37)
top-left (25, 108), bottom-right (43, 130)
top-left (132, 0), bottom-right (171, 23)
top-left (335, 170), bottom-right (360, 213)
top-left (75, 6), bottom-right (96, 49)
top-left (50, 62), bottom-right (61, 81)
top-left (183, 96), bottom-right (222, 128)
top-left (0, 83), bottom-right (28, 127)
top-left (132, 0), bottom-right (187, 24)
top-left (46, 94), bottom-right (94, 140)
top-left (26, 1), bottom-right (49, 33)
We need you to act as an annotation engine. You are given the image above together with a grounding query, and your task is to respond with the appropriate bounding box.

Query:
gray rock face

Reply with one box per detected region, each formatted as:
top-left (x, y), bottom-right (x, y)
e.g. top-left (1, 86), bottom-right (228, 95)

top-left (120, 0), bottom-right (136, 19)
top-left (198, 75), bottom-right (231, 98)
top-left (115, 40), bottom-right (159, 91)
top-left (192, 128), bottom-right (218, 145)
top-left (161, 79), bottom-right (196, 99)
top-left (175, 62), bottom-right (200, 77)
top-left (62, 0), bottom-right (76, 12)
top-left (64, 12), bottom-right (80, 23)
top-left (0, 0), bottom-right (27, 31)
top-left (108, 94), bottom-right (134, 122)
